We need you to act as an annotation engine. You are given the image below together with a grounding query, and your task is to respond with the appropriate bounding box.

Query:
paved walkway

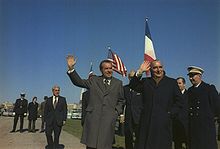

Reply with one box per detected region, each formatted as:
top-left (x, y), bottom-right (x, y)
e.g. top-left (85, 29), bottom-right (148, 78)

top-left (0, 116), bottom-right (85, 149)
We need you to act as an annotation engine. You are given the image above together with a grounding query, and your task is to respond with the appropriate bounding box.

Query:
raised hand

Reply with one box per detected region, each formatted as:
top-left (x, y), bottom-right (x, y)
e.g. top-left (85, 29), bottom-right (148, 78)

top-left (66, 54), bottom-right (77, 70)
top-left (138, 61), bottom-right (151, 73)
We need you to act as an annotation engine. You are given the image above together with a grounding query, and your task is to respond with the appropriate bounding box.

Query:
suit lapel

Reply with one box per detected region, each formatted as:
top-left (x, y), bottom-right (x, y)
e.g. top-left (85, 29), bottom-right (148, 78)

top-left (108, 78), bottom-right (115, 91)
top-left (96, 76), bottom-right (107, 93)
top-left (49, 97), bottom-right (56, 110)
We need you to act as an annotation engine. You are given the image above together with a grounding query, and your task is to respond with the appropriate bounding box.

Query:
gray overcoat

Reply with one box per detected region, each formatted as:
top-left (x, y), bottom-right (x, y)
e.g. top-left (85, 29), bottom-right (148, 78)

top-left (68, 70), bottom-right (124, 149)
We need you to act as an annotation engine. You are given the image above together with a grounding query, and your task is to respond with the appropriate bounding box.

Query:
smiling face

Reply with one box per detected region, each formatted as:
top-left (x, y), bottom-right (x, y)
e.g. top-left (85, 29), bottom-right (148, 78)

top-left (150, 60), bottom-right (164, 79)
top-left (100, 61), bottom-right (113, 79)
top-left (188, 73), bottom-right (202, 86)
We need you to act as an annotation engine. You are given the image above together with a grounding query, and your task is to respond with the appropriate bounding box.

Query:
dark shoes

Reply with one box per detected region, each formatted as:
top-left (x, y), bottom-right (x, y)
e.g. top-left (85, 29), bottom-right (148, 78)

top-left (28, 129), bottom-right (36, 133)
top-left (20, 129), bottom-right (24, 133)
top-left (10, 129), bottom-right (24, 133)
top-left (40, 130), bottom-right (45, 133)
top-left (10, 130), bottom-right (15, 133)
top-left (45, 144), bottom-right (64, 149)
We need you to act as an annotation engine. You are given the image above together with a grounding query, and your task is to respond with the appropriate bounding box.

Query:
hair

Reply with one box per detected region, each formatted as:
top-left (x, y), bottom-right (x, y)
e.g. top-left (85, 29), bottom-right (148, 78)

top-left (32, 96), bottom-right (37, 101)
top-left (52, 85), bottom-right (60, 91)
top-left (99, 59), bottom-right (112, 71)
top-left (150, 59), bottom-right (163, 67)
top-left (176, 77), bottom-right (186, 84)
top-left (44, 96), bottom-right (48, 100)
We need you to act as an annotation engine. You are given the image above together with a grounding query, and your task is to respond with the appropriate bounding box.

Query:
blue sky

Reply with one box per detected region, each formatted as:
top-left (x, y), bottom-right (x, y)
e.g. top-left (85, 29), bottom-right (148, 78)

top-left (0, 0), bottom-right (219, 104)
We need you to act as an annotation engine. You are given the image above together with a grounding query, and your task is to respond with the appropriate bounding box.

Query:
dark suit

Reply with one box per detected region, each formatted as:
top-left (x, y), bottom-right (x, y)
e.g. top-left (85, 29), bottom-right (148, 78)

top-left (44, 96), bottom-right (67, 149)
top-left (123, 85), bottom-right (143, 149)
top-left (12, 98), bottom-right (28, 132)
top-left (67, 70), bottom-right (124, 149)
top-left (188, 82), bottom-right (219, 149)
top-left (173, 90), bottom-right (188, 149)
top-left (130, 75), bottom-right (183, 149)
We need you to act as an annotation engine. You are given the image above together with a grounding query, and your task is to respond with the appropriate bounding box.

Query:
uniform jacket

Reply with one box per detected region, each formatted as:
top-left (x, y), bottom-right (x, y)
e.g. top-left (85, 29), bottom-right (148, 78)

top-left (28, 102), bottom-right (39, 120)
top-left (188, 81), bottom-right (219, 149)
top-left (44, 96), bottom-right (67, 127)
top-left (67, 70), bottom-right (124, 149)
top-left (130, 75), bottom-right (183, 149)
top-left (13, 98), bottom-right (28, 115)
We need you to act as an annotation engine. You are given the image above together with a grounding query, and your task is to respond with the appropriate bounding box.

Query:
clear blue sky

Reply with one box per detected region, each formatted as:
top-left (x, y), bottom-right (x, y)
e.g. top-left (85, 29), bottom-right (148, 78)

top-left (0, 0), bottom-right (219, 104)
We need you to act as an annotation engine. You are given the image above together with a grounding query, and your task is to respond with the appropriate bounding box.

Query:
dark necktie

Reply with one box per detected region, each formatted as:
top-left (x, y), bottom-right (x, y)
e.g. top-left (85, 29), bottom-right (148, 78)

top-left (104, 79), bottom-right (109, 89)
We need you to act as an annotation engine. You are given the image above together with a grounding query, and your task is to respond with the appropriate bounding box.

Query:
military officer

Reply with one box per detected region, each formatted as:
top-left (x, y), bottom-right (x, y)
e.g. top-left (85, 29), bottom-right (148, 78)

top-left (10, 92), bottom-right (28, 133)
top-left (187, 66), bottom-right (220, 149)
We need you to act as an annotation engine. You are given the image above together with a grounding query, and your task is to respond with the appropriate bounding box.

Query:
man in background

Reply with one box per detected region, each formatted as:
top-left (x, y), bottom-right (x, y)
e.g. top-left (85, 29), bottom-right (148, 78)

top-left (39, 96), bottom-right (48, 133)
top-left (44, 86), bottom-right (67, 149)
top-left (173, 77), bottom-right (188, 149)
top-left (124, 70), bottom-right (143, 149)
top-left (10, 92), bottom-right (28, 133)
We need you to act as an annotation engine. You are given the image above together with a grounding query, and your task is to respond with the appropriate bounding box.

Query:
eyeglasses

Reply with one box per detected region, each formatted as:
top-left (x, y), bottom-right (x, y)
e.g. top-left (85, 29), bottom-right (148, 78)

top-left (54, 89), bottom-right (60, 91)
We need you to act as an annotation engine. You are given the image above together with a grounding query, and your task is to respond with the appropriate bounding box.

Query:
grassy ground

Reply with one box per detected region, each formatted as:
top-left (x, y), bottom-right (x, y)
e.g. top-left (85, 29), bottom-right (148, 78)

top-left (63, 119), bottom-right (220, 149)
top-left (63, 119), bottom-right (125, 148)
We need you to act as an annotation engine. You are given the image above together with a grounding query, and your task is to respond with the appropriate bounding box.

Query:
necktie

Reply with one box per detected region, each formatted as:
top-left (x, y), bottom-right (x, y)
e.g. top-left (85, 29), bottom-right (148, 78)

top-left (104, 79), bottom-right (109, 89)
top-left (53, 97), bottom-right (58, 109)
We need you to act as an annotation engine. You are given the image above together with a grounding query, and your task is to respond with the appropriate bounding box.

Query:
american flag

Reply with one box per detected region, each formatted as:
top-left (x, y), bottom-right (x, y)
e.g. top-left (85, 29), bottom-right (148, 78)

top-left (107, 48), bottom-right (127, 77)
top-left (144, 18), bottom-right (156, 63)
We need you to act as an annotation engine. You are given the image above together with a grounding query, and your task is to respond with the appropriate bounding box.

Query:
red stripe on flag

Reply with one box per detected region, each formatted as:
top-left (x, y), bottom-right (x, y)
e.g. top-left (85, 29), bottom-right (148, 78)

top-left (108, 49), bottom-right (127, 77)
top-left (144, 54), bottom-right (155, 63)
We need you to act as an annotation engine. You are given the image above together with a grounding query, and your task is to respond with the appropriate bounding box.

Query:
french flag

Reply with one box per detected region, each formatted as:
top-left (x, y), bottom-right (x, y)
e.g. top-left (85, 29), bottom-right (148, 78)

top-left (144, 18), bottom-right (156, 63)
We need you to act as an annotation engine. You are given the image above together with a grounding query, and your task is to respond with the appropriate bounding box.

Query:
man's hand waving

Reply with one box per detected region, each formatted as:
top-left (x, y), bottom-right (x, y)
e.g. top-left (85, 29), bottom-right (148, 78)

top-left (66, 55), bottom-right (77, 70)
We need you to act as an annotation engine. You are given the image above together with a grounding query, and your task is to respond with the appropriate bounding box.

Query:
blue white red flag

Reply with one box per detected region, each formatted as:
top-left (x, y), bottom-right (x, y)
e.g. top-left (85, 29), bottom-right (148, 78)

top-left (144, 18), bottom-right (156, 63)
top-left (107, 47), bottom-right (127, 77)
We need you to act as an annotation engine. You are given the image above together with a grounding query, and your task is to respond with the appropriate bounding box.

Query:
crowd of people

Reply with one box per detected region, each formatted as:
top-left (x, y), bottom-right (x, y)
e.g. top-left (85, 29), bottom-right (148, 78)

top-left (67, 54), bottom-right (220, 149)
top-left (9, 86), bottom-right (67, 149)
top-left (7, 54), bottom-right (220, 149)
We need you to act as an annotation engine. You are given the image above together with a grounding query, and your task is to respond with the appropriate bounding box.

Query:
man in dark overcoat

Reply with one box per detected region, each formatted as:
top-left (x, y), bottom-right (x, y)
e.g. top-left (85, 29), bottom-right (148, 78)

top-left (66, 55), bottom-right (124, 149)
top-left (124, 70), bottom-right (143, 149)
top-left (173, 77), bottom-right (188, 149)
top-left (10, 92), bottom-right (28, 133)
top-left (187, 66), bottom-right (220, 149)
top-left (129, 60), bottom-right (183, 149)
top-left (44, 85), bottom-right (67, 149)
